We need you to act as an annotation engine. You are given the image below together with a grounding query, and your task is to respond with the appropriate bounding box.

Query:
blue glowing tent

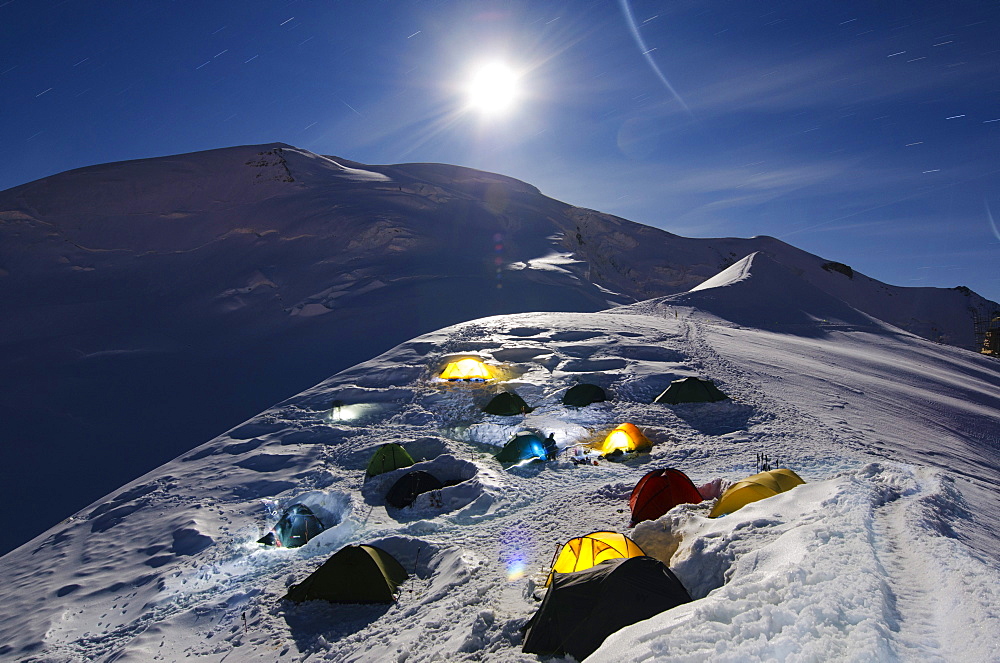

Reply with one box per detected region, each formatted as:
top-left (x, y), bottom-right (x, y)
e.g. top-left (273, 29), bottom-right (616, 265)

top-left (495, 431), bottom-right (556, 464)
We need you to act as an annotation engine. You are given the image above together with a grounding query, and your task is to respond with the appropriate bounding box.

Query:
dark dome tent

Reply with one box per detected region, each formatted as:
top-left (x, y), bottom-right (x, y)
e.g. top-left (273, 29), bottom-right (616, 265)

top-left (629, 468), bottom-right (703, 526)
top-left (522, 556), bottom-right (692, 660)
top-left (482, 391), bottom-right (533, 416)
top-left (283, 544), bottom-right (408, 604)
top-left (494, 431), bottom-right (555, 465)
top-left (562, 383), bottom-right (607, 407)
top-left (653, 376), bottom-right (728, 404)
top-left (257, 504), bottom-right (325, 548)
top-left (385, 470), bottom-right (445, 508)
top-left (365, 443), bottom-right (415, 479)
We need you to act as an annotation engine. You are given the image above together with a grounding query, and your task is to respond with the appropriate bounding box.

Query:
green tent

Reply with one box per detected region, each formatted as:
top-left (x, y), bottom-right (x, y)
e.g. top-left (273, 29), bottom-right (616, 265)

top-left (283, 544), bottom-right (408, 604)
top-left (365, 443), bottom-right (415, 479)
top-left (482, 391), bottom-right (532, 416)
top-left (495, 431), bottom-right (555, 464)
top-left (653, 377), bottom-right (728, 404)
top-left (562, 384), bottom-right (607, 407)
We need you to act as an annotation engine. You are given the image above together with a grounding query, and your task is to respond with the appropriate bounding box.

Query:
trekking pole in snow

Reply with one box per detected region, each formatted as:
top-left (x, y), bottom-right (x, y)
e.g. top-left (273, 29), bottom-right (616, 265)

top-left (361, 504), bottom-right (375, 527)
top-left (409, 546), bottom-right (422, 595)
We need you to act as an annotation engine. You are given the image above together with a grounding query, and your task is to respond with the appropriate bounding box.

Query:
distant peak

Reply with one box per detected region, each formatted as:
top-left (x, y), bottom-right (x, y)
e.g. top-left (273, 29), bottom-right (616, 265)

top-left (689, 251), bottom-right (770, 292)
top-left (670, 252), bottom-right (885, 332)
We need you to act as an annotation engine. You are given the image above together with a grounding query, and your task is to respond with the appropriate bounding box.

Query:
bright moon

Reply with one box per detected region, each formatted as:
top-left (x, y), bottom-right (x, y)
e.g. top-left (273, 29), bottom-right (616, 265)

top-left (466, 62), bottom-right (520, 115)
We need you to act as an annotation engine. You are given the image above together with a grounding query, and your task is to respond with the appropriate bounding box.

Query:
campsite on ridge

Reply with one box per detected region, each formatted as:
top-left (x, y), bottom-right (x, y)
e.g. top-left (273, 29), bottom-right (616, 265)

top-left (1, 251), bottom-right (997, 661)
top-left (3, 0), bottom-right (998, 657)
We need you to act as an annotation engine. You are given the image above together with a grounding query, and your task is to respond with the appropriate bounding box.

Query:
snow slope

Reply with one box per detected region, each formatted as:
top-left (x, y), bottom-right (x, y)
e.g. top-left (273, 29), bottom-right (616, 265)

top-left (1, 253), bottom-right (996, 661)
top-left (2, 144), bottom-right (997, 557)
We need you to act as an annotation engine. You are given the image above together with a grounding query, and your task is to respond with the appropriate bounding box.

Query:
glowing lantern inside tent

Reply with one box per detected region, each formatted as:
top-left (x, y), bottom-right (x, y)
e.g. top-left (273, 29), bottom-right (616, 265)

top-left (546, 531), bottom-right (645, 585)
top-left (440, 358), bottom-right (493, 381)
top-left (599, 423), bottom-right (650, 455)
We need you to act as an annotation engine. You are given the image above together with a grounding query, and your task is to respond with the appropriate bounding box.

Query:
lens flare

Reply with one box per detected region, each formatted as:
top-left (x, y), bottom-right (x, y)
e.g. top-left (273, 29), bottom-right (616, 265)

top-left (987, 199), bottom-right (1000, 242)
top-left (499, 525), bottom-right (533, 582)
top-left (506, 559), bottom-right (527, 581)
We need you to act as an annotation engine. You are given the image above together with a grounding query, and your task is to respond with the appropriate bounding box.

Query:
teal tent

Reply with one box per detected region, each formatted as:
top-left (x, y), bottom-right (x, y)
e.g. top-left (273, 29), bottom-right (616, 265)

top-left (257, 504), bottom-right (325, 548)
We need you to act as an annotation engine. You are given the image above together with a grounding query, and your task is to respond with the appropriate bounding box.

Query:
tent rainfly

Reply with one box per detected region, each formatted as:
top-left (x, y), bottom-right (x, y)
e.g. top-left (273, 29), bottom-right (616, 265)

top-left (283, 544), bottom-right (408, 604)
top-left (546, 531), bottom-right (645, 585)
top-left (385, 470), bottom-right (445, 508)
top-left (710, 468), bottom-right (805, 517)
top-left (257, 503), bottom-right (325, 548)
top-left (522, 556), bottom-right (692, 660)
top-left (439, 358), bottom-right (493, 381)
top-left (598, 423), bottom-right (651, 455)
top-left (494, 431), bottom-right (556, 465)
top-left (365, 443), bottom-right (415, 479)
top-left (562, 384), bottom-right (607, 407)
top-left (629, 468), bottom-right (703, 526)
top-left (482, 391), bottom-right (532, 415)
top-left (653, 376), bottom-right (728, 404)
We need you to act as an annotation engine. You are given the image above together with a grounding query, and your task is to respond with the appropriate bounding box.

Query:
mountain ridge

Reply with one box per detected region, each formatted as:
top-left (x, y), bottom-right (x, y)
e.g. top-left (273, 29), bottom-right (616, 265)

top-left (1, 143), bottom-right (996, 557)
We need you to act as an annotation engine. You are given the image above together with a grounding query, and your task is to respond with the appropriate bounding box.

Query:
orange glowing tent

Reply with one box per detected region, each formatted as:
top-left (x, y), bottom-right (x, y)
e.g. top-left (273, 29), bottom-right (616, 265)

top-left (597, 423), bottom-right (651, 455)
top-left (545, 531), bottom-right (645, 585)
top-left (439, 358), bottom-right (493, 381)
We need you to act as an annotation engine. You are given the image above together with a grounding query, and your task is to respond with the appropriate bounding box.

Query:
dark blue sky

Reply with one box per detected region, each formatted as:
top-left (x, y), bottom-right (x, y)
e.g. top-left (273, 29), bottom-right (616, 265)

top-left (2, 0), bottom-right (998, 301)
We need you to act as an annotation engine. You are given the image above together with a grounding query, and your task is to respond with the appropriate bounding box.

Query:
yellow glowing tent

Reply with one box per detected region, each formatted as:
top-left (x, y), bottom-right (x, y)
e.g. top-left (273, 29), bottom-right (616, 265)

top-left (598, 423), bottom-right (651, 455)
top-left (709, 468), bottom-right (805, 517)
top-left (439, 358), bottom-right (493, 381)
top-left (546, 531), bottom-right (645, 585)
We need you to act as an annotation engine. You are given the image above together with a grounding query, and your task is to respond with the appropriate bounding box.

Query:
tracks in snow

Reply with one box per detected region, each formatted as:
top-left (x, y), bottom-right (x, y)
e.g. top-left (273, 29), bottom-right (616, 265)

top-left (868, 467), bottom-right (1000, 662)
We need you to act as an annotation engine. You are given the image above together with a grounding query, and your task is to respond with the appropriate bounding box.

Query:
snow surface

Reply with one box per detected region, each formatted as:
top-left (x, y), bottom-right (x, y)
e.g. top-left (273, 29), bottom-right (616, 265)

top-left (1, 253), bottom-right (997, 662)
top-left (3, 142), bottom-right (997, 559)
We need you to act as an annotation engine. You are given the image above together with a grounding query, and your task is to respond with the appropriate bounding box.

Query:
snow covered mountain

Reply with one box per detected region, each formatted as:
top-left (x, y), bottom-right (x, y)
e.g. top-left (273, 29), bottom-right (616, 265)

top-left (0, 245), bottom-right (997, 661)
top-left (2, 143), bottom-right (997, 558)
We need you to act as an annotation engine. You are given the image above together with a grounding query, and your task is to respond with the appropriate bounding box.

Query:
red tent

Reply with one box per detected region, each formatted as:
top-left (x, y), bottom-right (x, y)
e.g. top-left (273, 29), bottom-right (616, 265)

top-left (628, 468), bottom-right (703, 525)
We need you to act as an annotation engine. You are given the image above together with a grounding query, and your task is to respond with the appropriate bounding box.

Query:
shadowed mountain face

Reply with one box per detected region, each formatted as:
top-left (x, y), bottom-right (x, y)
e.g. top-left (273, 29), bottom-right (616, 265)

top-left (0, 143), bottom-right (995, 554)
